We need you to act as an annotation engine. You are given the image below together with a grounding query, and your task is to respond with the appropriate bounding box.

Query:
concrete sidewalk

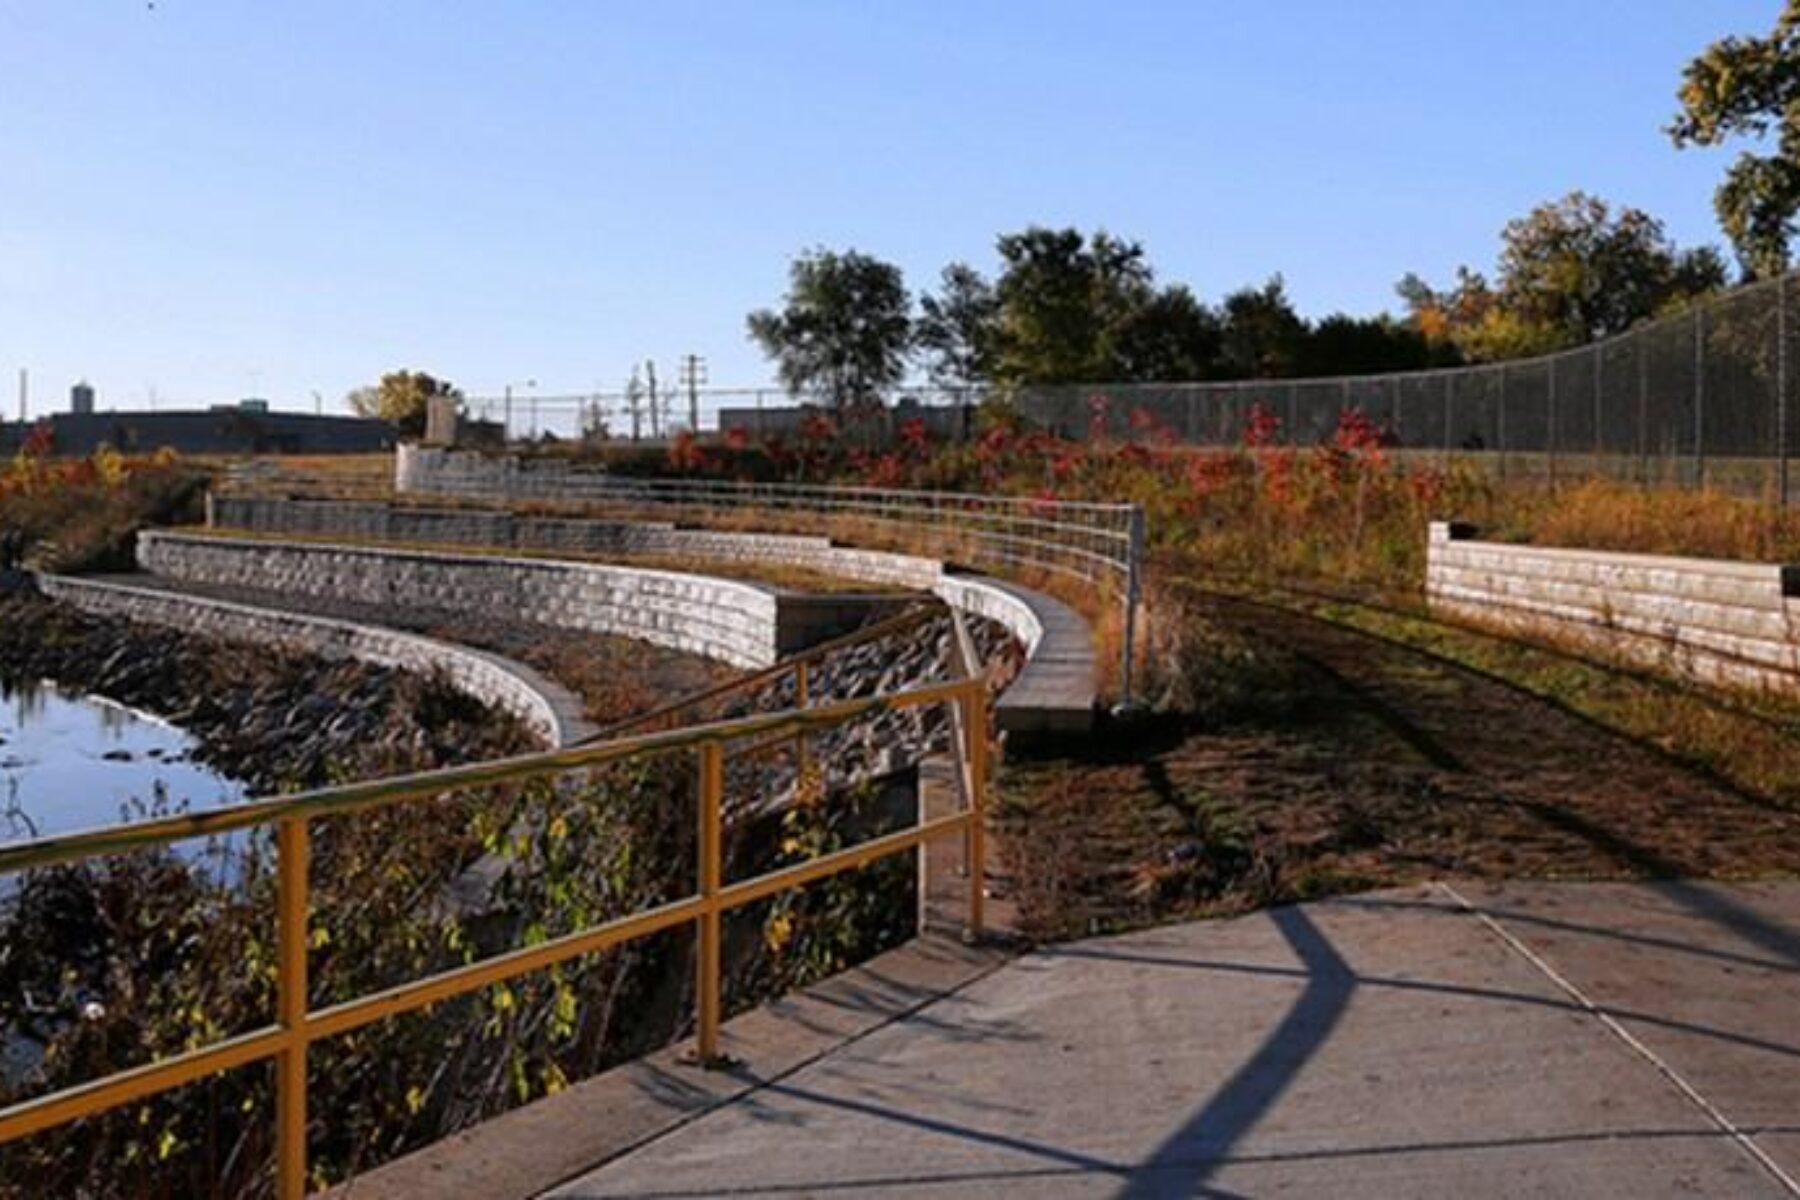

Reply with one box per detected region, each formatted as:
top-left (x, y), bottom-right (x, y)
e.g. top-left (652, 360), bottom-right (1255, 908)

top-left (551, 881), bottom-right (1800, 1198)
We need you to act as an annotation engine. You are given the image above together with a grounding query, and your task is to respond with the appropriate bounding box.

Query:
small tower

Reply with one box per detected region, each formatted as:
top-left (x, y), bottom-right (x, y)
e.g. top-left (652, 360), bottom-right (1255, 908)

top-left (70, 380), bottom-right (95, 415)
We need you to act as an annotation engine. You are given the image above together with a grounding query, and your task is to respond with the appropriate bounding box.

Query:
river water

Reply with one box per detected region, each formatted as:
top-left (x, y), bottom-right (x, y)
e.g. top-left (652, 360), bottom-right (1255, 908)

top-left (0, 680), bottom-right (245, 845)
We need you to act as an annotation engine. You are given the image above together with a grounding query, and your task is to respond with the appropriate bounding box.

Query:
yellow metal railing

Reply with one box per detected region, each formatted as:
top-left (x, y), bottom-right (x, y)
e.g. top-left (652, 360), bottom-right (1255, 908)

top-left (0, 637), bottom-right (989, 1199)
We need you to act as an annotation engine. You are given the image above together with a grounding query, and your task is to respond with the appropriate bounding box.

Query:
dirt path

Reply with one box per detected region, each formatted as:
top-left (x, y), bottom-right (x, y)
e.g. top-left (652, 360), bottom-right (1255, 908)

top-left (997, 589), bottom-right (1800, 940)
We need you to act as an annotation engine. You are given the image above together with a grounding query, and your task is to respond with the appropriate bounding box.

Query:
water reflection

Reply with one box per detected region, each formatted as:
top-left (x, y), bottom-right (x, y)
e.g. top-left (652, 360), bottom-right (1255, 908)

top-left (0, 679), bottom-right (246, 845)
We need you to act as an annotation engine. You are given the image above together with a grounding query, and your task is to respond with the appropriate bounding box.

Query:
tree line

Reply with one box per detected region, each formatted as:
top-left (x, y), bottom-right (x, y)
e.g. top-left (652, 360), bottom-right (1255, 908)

top-left (751, 5), bottom-right (1800, 411)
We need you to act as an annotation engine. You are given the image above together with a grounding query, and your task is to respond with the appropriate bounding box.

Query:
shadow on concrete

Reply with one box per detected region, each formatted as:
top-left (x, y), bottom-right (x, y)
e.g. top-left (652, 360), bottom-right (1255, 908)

top-left (1344, 891), bottom-right (1800, 978)
top-left (563, 1127), bottom-right (1773, 1198)
top-left (1117, 903), bottom-right (1355, 1198)
top-left (1047, 941), bottom-right (1800, 1063)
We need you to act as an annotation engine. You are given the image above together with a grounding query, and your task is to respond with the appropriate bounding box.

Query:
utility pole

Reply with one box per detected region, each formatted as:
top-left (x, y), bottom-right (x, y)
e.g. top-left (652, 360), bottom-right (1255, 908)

top-left (626, 367), bottom-right (645, 442)
top-left (646, 359), bottom-right (661, 439)
top-left (679, 353), bottom-right (707, 433)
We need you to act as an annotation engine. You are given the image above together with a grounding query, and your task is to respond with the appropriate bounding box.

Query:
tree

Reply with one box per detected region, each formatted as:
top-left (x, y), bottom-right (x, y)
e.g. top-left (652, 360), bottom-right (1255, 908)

top-left (989, 227), bottom-right (1157, 384)
top-left (1218, 276), bottom-right (1307, 378)
top-left (1298, 313), bottom-right (1452, 377)
top-left (1495, 192), bottom-right (1726, 343)
top-left (914, 263), bottom-right (999, 387)
top-left (746, 248), bottom-right (912, 411)
top-left (1670, 3), bottom-right (1800, 279)
top-left (345, 370), bottom-right (462, 437)
top-left (1398, 194), bottom-right (1726, 362)
top-left (1111, 285), bottom-right (1226, 381)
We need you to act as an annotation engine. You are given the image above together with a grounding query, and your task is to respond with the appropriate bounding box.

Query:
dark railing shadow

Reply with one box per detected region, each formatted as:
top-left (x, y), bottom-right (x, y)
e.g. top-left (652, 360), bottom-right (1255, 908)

top-left (1117, 903), bottom-right (1354, 1198)
top-left (1048, 940), bottom-right (1800, 1061)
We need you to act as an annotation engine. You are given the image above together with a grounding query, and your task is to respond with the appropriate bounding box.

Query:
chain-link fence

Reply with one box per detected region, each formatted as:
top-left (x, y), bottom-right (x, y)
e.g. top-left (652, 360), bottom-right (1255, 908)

top-left (1011, 272), bottom-right (1800, 500)
top-left (459, 386), bottom-right (978, 446)
top-left (463, 273), bottom-right (1799, 499)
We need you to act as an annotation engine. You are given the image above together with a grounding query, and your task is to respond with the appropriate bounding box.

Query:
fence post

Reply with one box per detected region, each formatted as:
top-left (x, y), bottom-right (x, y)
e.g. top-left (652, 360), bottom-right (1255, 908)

top-left (1119, 507), bottom-right (1145, 712)
top-left (275, 817), bottom-right (311, 1200)
top-left (1286, 382), bottom-right (1299, 444)
top-left (1593, 346), bottom-right (1604, 476)
top-left (1695, 306), bottom-right (1707, 489)
top-left (1548, 356), bottom-right (1559, 489)
top-left (1497, 363), bottom-right (1508, 482)
top-left (1638, 330), bottom-right (1651, 487)
top-left (1441, 371), bottom-right (1452, 465)
top-left (693, 740), bottom-right (725, 1066)
top-left (1781, 278), bottom-right (1791, 507)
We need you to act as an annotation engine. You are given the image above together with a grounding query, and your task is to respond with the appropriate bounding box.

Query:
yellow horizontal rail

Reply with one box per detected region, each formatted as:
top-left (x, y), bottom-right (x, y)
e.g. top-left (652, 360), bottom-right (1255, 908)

top-left (0, 675), bottom-right (974, 876)
top-left (0, 1027), bottom-right (287, 1144)
top-left (0, 647), bottom-right (991, 1200)
top-left (582, 601), bottom-right (943, 743)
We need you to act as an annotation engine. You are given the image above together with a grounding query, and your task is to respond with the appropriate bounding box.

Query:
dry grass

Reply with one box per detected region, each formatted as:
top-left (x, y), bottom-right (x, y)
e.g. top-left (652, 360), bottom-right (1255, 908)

top-left (997, 586), bottom-right (1800, 942)
top-left (1483, 478), bottom-right (1800, 563)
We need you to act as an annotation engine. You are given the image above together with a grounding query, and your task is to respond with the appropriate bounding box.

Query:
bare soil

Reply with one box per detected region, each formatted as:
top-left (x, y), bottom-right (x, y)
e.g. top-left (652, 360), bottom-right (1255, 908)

top-left (996, 591), bottom-right (1800, 941)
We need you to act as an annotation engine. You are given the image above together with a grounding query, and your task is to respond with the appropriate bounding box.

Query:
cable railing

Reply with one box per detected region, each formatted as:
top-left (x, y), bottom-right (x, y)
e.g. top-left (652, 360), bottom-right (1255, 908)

top-left (0, 619), bottom-right (991, 1199)
top-left (379, 452), bottom-right (1146, 704)
top-left (220, 455), bottom-right (1145, 705)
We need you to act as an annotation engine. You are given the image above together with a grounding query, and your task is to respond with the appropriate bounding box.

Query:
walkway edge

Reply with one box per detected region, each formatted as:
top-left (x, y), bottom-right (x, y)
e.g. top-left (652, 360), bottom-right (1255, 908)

top-left (326, 934), bottom-right (1013, 1200)
top-left (1434, 881), bottom-right (1800, 1198)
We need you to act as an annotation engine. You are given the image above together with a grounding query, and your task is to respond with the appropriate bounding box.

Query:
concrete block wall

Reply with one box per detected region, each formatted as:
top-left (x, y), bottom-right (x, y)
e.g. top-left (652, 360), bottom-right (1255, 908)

top-left (1425, 521), bottom-right (1800, 693)
top-left (140, 531), bottom-right (783, 670)
top-left (38, 574), bottom-right (587, 747)
top-left (202, 496), bottom-right (1097, 729)
top-left (210, 496), bottom-right (946, 590)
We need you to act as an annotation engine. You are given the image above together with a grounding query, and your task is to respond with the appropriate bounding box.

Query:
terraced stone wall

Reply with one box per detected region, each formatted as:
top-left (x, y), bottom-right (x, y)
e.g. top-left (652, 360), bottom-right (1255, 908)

top-left (1425, 521), bottom-right (1800, 693)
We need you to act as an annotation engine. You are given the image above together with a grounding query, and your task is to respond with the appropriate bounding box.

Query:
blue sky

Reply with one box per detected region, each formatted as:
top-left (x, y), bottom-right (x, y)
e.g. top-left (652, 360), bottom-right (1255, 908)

top-left (0, 1), bottom-right (1779, 417)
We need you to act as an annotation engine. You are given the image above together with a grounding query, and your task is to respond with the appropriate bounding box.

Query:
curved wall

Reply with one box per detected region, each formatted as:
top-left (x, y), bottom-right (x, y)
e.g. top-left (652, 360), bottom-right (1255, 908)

top-left (37, 573), bottom-right (589, 747)
top-left (193, 502), bottom-right (1099, 732)
top-left (140, 531), bottom-right (782, 670)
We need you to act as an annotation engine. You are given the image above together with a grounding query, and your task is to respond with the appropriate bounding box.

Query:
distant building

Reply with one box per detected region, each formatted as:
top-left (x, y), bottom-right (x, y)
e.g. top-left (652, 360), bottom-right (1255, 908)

top-left (69, 381), bottom-right (95, 415)
top-left (0, 407), bottom-right (396, 457)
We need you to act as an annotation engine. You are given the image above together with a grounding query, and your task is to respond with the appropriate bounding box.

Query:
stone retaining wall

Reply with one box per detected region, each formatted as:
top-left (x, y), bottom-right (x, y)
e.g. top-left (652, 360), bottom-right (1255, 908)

top-left (210, 495), bottom-right (944, 589)
top-left (1425, 520), bottom-right (1800, 693)
top-left (141, 531), bottom-right (783, 670)
top-left (37, 574), bottom-right (587, 746)
top-left (201, 498), bottom-right (1098, 731)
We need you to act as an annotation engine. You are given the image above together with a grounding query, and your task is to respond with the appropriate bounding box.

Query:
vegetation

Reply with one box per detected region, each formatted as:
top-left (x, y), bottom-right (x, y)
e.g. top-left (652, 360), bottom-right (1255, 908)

top-left (1671, 1), bottom-right (1800, 279)
top-left (0, 433), bottom-right (209, 573)
top-left (345, 370), bottom-right (463, 438)
top-left (1398, 193), bottom-right (1727, 361)
top-left (0, 457), bottom-right (915, 1195)
top-left (749, 204), bottom-right (1728, 406)
top-left (746, 249), bottom-right (913, 413)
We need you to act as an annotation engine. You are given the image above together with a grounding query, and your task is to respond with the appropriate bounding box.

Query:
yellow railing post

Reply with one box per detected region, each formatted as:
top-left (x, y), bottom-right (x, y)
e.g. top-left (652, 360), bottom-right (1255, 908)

top-left (0, 667), bottom-right (997, 1168)
top-left (962, 686), bottom-right (987, 941)
top-left (275, 816), bottom-right (311, 1200)
top-left (793, 660), bottom-right (811, 779)
top-left (694, 740), bottom-right (725, 1066)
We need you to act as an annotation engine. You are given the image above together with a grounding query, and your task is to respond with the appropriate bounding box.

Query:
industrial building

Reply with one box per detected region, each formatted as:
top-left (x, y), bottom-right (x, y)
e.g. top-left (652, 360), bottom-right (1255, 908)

top-left (1, 385), bottom-right (396, 456)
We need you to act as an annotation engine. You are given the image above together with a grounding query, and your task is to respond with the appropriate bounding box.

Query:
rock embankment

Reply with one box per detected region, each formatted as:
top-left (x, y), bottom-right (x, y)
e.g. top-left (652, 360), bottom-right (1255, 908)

top-left (0, 590), bottom-right (534, 797)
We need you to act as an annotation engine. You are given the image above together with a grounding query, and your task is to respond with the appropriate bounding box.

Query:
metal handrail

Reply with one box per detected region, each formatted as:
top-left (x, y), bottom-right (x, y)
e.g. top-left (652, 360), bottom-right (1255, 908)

top-left (0, 656), bottom-right (990, 1198)
top-left (579, 601), bottom-right (944, 743)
